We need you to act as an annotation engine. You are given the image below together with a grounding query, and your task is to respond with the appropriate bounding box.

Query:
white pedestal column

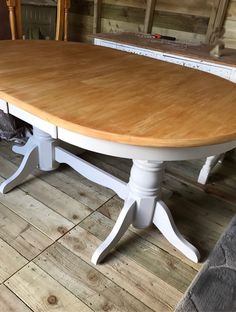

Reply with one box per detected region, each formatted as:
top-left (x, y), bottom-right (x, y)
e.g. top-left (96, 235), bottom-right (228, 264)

top-left (0, 127), bottom-right (58, 194)
top-left (92, 160), bottom-right (200, 264)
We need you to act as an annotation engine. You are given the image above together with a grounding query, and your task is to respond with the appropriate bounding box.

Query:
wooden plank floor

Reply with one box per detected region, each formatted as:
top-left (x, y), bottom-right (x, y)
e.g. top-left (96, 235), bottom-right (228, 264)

top-left (0, 140), bottom-right (235, 312)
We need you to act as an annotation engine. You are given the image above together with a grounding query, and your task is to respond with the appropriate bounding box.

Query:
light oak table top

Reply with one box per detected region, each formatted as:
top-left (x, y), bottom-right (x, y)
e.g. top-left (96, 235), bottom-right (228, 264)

top-left (0, 40), bottom-right (236, 148)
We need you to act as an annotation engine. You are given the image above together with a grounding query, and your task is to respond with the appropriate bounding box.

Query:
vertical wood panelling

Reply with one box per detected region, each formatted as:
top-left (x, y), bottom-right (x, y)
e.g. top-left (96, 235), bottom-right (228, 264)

top-left (15, 0), bottom-right (22, 38)
top-left (144, 0), bottom-right (156, 33)
top-left (68, 0), bottom-right (217, 44)
top-left (22, 4), bottom-right (56, 39)
top-left (223, 0), bottom-right (236, 48)
top-left (93, 0), bottom-right (102, 33)
top-left (56, 0), bottom-right (65, 40)
top-left (206, 0), bottom-right (230, 43)
top-left (64, 0), bottom-right (71, 40)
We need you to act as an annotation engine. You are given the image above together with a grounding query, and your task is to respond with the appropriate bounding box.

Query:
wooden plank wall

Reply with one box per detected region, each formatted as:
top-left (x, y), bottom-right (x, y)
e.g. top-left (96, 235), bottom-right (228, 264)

top-left (224, 0), bottom-right (236, 47)
top-left (17, 0), bottom-right (235, 47)
top-left (206, 0), bottom-right (230, 44)
top-left (67, 0), bottom-right (236, 48)
top-left (21, 4), bottom-right (57, 39)
top-left (68, 0), bottom-right (214, 44)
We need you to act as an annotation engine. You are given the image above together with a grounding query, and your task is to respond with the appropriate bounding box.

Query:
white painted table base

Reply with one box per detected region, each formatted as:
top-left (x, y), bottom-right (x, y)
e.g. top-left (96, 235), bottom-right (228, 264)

top-left (0, 126), bottom-right (200, 264)
top-left (1, 99), bottom-right (236, 264)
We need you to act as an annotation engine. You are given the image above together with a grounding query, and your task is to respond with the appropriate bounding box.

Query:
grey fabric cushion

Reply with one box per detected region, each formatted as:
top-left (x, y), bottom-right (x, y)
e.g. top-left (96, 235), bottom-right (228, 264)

top-left (175, 215), bottom-right (236, 312)
top-left (0, 111), bottom-right (29, 142)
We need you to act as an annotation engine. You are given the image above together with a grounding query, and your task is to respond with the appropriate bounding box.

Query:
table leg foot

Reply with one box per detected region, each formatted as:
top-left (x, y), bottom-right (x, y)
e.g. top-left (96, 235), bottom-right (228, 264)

top-left (12, 136), bottom-right (34, 156)
top-left (0, 144), bottom-right (39, 194)
top-left (0, 127), bottom-right (58, 193)
top-left (153, 200), bottom-right (200, 263)
top-left (198, 154), bottom-right (225, 185)
top-left (91, 198), bottom-right (136, 265)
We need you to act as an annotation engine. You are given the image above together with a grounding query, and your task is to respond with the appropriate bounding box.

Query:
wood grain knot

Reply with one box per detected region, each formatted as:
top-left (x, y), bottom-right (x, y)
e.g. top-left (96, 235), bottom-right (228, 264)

top-left (57, 226), bottom-right (68, 235)
top-left (72, 214), bottom-right (79, 220)
top-left (102, 302), bottom-right (113, 311)
top-left (74, 240), bottom-right (86, 251)
top-left (87, 271), bottom-right (99, 283)
top-left (47, 295), bottom-right (58, 305)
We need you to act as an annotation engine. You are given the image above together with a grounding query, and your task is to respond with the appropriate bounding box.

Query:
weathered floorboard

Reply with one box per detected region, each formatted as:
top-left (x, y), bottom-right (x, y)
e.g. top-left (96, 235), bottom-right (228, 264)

top-left (0, 178), bottom-right (75, 241)
top-left (5, 263), bottom-right (92, 312)
top-left (34, 243), bottom-right (156, 312)
top-left (0, 201), bottom-right (52, 260)
top-left (0, 155), bottom-right (93, 224)
top-left (0, 238), bottom-right (28, 283)
top-left (0, 285), bottom-right (32, 312)
top-left (59, 226), bottom-right (182, 311)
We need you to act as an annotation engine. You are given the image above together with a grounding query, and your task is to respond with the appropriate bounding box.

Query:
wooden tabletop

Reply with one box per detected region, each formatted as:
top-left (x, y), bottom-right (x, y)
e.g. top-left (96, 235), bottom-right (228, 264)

top-left (93, 32), bottom-right (236, 68)
top-left (0, 40), bottom-right (236, 148)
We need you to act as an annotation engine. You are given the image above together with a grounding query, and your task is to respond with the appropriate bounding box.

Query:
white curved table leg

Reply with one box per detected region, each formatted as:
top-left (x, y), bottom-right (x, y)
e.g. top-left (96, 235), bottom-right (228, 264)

top-left (12, 136), bottom-right (35, 156)
top-left (198, 154), bottom-right (224, 184)
top-left (91, 198), bottom-right (136, 265)
top-left (0, 127), bottom-right (59, 194)
top-left (153, 200), bottom-right (200, 263)
top-left (0, 144), bottom-right (39, 194)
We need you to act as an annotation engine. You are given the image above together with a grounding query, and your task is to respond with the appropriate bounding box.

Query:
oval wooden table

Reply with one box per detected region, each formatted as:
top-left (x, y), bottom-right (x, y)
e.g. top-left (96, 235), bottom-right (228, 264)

top-left (0, 40), bottom-right (236, 265)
